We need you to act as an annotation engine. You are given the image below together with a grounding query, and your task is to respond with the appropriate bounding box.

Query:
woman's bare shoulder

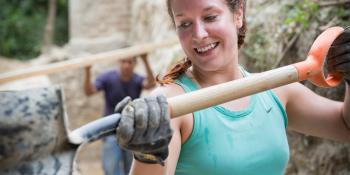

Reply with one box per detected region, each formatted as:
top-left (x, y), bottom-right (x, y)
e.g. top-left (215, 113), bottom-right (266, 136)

top-left (150, 83), bottom-right (186, 98)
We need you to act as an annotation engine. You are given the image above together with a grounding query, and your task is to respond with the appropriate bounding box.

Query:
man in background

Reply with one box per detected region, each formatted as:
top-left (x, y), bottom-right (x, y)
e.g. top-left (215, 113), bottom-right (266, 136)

top-left (84, 52), bottom-right (156, 175)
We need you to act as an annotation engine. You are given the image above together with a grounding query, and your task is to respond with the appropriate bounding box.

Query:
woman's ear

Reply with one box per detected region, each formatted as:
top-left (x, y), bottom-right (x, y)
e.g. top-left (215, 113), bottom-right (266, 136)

top-left (234, 4), bottom-right (244, 28)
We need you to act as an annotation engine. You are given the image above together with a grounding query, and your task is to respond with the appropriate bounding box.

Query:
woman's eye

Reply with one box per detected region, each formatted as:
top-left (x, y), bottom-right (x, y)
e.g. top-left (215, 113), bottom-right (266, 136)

top-left (204, 15), bottom-right (217, 22)
top-left (178, 22), bottom-right (191, 29)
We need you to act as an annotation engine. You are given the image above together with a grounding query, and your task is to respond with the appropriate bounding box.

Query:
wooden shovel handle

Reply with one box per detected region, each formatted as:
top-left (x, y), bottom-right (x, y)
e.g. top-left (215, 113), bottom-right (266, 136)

top-left (168, 65), bottom-right (299, 118)
top-left (0, 38), bottom-right (178, 84)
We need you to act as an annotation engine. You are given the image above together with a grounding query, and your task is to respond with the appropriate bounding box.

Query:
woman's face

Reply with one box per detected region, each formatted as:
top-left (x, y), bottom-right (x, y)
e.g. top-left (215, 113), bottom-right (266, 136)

top-left (171, 0), bottom-right (243, 72)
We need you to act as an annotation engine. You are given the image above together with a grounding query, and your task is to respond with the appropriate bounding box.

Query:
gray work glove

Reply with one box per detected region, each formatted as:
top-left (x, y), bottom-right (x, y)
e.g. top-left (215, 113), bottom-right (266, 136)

top-left (327, 26), bottom-right (350, 85)
top-left (115, 96), bottom-right (173, 166)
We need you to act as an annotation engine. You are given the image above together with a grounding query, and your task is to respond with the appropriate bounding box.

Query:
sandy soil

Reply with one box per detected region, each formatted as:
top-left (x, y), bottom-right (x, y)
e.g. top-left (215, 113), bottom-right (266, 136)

top-left (77, 141), bottom-right (104, 175)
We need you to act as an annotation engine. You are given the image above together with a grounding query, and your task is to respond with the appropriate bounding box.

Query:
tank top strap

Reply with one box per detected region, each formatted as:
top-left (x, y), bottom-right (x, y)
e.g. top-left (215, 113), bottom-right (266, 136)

top-left (175, 65), bottom-right (248, 92)
top-left (239, 65), bottom-right (249, 77)
top-left (174, 74), bottom-right (199, 93)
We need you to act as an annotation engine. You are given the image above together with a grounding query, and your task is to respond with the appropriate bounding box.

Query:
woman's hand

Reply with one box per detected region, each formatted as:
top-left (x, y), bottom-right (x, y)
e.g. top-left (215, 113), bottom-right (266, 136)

top-left (327, 27), bottom-right (350, 85)
top-left (115, 96), bottom-right (173, 165)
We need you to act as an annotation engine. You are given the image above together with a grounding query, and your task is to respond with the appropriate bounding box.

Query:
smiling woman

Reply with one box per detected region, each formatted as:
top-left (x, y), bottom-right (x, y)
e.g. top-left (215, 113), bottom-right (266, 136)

top-left (159, 0), bottom-right (247, 85)
top-left (112, 0), bottom-right (350, 175)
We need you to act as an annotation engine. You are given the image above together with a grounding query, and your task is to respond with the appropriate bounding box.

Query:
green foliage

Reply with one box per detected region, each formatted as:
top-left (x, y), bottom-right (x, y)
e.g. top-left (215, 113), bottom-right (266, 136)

top-left (243, 26), bottom-right (276, 71)
top-left (0, 0), bottom-right (68, 60)
top-left (328, 4), bottom-right (350, 28)
top-left (54, 0), bottom-right (69, 46)
top-left (283, 0), bottom-right (319, 31)
top-left (243, 0), bottom-right (350, 72)
top-left (283, 0), bottom-right (350, 31)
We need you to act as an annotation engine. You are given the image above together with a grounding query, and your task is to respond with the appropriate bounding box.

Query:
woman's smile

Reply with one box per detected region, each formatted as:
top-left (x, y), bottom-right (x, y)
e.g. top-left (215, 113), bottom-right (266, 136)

top-left (194, 42), bottom-right (220, 56)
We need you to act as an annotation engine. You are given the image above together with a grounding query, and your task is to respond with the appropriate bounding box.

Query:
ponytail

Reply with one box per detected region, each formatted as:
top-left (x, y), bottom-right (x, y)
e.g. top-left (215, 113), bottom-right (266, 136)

top-left (156, 58), bottom-right (192, 85)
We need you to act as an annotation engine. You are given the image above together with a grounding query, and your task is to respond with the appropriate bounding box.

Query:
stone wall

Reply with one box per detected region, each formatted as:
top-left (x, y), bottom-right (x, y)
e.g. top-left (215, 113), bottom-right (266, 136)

top-left (129, 0), bottom-right (183, 76)
top-left (68, 0), bottom-right (132, 54)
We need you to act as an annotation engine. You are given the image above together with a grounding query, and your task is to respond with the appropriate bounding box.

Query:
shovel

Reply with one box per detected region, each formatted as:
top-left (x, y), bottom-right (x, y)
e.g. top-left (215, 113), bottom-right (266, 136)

top-left (0, 27), bottom-right (344, 175)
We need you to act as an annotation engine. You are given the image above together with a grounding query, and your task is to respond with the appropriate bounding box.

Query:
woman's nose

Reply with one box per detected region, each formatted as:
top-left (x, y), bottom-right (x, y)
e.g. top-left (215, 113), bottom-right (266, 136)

top-left (192, 22), bottom-right (208, 41)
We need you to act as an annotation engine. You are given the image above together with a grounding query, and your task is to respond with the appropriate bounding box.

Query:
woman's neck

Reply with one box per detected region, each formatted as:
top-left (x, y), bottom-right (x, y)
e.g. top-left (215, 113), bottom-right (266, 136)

top-left (190, 62), bottom-right (243, 88)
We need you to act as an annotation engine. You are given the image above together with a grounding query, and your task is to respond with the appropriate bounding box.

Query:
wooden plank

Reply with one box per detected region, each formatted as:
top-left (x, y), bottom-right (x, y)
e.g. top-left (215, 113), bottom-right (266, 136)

top-left (0, 38), bottom-right (178, 84)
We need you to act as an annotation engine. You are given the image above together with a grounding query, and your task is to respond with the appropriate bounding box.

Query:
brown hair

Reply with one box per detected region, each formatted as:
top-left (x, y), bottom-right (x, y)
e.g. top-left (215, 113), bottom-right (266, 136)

top-left (157, 0), bottom-right (247, 85)
top-left (156, 58), bottom-right (192, 85)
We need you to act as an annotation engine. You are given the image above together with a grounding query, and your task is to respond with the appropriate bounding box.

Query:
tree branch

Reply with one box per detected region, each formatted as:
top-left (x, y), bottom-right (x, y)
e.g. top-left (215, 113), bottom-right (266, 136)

top-left (319, 0), bottom-right (350, 7)
top-left (273, 33), bottom-right (301, 68)
top-left (42, 0), bottom-right (57, 54)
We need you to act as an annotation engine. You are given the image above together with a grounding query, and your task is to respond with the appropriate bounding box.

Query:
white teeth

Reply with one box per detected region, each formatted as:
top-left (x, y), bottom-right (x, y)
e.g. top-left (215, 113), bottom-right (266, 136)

top-left (196, 43), bottom-right (216, 53)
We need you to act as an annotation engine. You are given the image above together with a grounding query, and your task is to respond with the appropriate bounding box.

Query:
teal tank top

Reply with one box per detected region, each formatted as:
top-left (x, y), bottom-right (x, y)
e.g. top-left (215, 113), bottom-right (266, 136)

top-left (174, 70), bottom-right (289, 175)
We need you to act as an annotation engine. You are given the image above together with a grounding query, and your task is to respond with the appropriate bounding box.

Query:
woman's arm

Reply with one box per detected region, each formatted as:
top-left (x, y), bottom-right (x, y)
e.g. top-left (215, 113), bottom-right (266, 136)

top-left (278, 82), bottom-right (350, 142)
top-left (277, 27), bottom-right (350, 142)
top-left (343, 84), bottom-right (350, 128)
top-left (326, 27), bottom-right (350, 130)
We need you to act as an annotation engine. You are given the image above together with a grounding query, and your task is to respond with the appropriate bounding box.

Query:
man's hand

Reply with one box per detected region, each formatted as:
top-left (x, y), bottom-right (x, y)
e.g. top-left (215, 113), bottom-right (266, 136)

top-left (83, 65), bottom-right (97, 96)
top-left (327, 27), bottom-right (350, 85)
top-left (115, 96), bottom-right (173, 165)
top-left (139, 53), bottom-right (156, 89)
top-left (140, 54), bottom-right (148, 62)
top-left (85, 65), bottom-right (92, 71)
